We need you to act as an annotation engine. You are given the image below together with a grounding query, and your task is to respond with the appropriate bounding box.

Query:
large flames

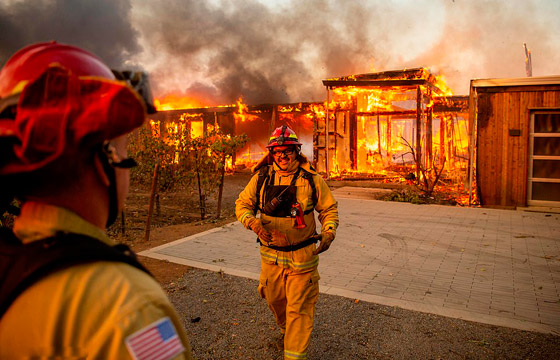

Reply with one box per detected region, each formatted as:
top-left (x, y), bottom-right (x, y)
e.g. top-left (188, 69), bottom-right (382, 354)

top-left (148, 67), bottom-right (471, 203)
top-left (321, 68), bottom-right (470, 203)
top-left (154, 94), bottom-right (209, 111)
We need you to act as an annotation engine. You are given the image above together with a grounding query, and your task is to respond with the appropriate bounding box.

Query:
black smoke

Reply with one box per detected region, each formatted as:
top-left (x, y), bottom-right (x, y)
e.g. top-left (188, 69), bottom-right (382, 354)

top-left (132, 0), bottom-right (379, 105)
top-left (0, 0), bottom-right (140, 70)
top-left (2, 0), bottom-right (559, 105)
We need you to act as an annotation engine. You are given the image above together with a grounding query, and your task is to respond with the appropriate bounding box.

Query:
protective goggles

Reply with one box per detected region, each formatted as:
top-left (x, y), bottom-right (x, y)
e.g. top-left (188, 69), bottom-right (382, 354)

top-left (270, 148), bottom-right (296, 157)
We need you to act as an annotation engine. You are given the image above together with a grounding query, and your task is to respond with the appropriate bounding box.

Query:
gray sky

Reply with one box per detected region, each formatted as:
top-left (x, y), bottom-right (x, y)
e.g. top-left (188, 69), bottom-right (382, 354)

top-left (1, 0), bottom-right (559, 105)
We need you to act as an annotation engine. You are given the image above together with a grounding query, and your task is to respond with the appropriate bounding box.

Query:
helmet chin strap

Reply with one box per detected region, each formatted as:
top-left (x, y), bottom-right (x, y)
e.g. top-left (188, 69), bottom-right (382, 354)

top-left (98, 150), bottom-right (119, 228)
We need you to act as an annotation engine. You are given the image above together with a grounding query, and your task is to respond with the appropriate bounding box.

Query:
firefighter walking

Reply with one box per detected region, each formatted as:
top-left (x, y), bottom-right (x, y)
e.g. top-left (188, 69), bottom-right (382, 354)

top-left (236, 125), bottom-right (339, 359)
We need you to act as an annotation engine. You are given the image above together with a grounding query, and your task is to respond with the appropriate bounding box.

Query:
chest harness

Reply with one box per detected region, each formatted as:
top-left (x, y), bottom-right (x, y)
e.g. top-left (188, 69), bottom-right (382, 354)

top-left (253, 165), bottom-right (319, 252)
top-left (254, 165), bottom-right (317, 216)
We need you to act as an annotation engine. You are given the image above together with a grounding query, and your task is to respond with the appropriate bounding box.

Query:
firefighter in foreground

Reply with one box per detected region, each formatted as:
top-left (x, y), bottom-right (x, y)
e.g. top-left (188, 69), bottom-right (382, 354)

top-left (0, 42), bottom-right (192, 359)
top-left (235, 126), bottom-right (339, 359)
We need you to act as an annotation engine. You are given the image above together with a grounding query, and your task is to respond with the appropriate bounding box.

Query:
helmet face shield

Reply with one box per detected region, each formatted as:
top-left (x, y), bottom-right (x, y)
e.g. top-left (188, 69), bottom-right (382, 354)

top-left (111, 70), bottom-right (156, 114)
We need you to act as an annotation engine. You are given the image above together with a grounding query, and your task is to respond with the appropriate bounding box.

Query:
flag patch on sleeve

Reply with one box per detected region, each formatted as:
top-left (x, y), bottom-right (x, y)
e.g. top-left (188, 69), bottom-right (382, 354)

top-left (125, 317), bottom-right (185, 360)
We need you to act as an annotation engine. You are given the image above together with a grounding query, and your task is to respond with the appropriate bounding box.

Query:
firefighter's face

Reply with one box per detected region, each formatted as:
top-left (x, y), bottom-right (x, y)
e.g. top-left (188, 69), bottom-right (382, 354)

top-left (271, 145), bottom-right (296, 170)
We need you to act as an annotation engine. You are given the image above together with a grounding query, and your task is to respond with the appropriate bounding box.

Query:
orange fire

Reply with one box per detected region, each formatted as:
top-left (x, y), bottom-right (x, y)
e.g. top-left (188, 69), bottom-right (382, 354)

top-left (150, 67), bottom-right (470, 205)
top-left (322, 68), bottom-right (470, 203)
top-left (234, 96), bottom-right (262, 124)
top-left (154, 94), bottom-right (210, 111)
top-left (434, 74), bottom-right (453, 97)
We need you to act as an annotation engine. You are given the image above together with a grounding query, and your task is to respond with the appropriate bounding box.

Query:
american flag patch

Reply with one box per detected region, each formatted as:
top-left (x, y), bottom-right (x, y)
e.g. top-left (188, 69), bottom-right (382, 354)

top-left (125, 317), bottom-right (185, 360)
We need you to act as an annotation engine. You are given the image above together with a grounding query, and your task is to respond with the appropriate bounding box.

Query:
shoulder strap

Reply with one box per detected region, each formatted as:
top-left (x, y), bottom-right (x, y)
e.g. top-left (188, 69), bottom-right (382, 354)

top-left (0, 229), bottom-right (151, 319)
top-left (254, 165), bottom-right (270, 213)
top-left (300, 168), bottom-right (318, 213)
top-left (290, 168), bottom-right (302, 187)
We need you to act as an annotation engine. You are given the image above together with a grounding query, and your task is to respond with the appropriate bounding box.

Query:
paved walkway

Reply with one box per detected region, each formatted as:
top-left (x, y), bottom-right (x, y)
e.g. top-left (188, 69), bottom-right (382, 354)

top-left (139, 187), bottom-right (560, 335)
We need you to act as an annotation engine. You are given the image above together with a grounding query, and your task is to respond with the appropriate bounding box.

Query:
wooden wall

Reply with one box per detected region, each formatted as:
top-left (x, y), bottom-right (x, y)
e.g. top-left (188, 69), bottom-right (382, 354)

top-left (475, 85), bottom-right (560, 208)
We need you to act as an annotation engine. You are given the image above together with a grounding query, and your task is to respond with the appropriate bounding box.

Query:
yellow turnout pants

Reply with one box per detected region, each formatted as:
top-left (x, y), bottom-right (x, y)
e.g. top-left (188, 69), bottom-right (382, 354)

top-left (258, 261), bottom-right (320, 360)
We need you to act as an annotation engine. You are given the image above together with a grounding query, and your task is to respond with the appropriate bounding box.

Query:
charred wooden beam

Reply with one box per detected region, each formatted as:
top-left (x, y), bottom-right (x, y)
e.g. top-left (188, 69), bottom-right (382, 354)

top-left (322, 79), bottom-right (442, 94)
top-left (355, 110), bottom-right (417, 117)
top-left (350, 110), bottom-right (357, 170)
top-left (433, 96), bottom-right (469, 113)
top-left (426, 87), bottom-right (433, 165)
top-left (328, 67), bottom-right (427, 81)
top-left (416, 86), bottom-right (423, 179)
top-left (323, 68), bottom-right (447, 94)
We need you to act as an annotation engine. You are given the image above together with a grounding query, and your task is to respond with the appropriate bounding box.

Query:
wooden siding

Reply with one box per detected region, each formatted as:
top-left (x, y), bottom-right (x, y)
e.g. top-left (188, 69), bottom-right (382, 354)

top-left (476, 87), bottom-right (560, 207)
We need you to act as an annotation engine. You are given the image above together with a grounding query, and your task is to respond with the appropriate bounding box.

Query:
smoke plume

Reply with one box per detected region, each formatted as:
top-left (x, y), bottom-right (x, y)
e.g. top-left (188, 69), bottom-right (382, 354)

top-left (1, 0), bottom-right (559, 105)
top-left (0, 0), bottom-right (140, 69)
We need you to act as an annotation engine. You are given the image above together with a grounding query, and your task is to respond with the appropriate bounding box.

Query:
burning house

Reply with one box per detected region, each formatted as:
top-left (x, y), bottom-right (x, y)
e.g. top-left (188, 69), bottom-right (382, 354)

top-left (147, 100), bottom-right (319, 165)
top-left (150, 67), bottom-right (469, 183)
top-left (320, 68), bottom-right (469, 182)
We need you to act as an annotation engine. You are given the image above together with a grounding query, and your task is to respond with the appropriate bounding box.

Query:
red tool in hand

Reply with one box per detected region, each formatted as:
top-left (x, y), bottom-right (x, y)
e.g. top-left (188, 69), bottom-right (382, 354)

top-left (290, 203), bottom-right (306, 229)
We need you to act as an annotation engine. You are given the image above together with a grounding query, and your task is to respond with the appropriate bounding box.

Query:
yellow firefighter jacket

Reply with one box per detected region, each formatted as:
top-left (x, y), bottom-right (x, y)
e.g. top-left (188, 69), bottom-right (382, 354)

top-left (0, 202), bottom-right (192, 360)
top-left (235, 155), bottom-right (339, 273)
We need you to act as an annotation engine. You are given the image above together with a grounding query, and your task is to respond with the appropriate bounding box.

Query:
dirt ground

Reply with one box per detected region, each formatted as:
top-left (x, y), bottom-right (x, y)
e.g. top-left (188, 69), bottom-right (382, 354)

top-left (107, 172), bottom-right (252, 283)
top-left (108, 172), bottom-right (560, 359)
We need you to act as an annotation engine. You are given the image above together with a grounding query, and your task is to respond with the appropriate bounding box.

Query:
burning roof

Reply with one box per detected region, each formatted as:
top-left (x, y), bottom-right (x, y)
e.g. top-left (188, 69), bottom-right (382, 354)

top-left (323, 67), bottom-right (452, 95)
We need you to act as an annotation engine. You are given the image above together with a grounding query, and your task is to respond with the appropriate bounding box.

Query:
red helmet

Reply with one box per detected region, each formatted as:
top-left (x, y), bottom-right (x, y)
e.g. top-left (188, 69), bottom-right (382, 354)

top-left (266, 125), bottom-right (302, 148)
top-left (0, 42), bottom-right (146, 175)
top-left (0, 42), bottom-right (115, 98)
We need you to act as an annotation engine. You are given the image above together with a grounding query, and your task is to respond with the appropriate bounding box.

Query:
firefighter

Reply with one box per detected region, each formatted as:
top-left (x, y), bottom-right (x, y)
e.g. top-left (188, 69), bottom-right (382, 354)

top-left (235, 125), bottom-right (339, 360)
top-left (0, 42), bottom-right (192, 359)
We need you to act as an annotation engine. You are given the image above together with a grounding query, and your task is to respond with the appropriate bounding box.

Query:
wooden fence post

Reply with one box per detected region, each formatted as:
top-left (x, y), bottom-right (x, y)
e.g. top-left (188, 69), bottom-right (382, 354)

top-left (145, 159), bottom-right (160, 242)
top-left (216, 153), bottom-right (226, 219)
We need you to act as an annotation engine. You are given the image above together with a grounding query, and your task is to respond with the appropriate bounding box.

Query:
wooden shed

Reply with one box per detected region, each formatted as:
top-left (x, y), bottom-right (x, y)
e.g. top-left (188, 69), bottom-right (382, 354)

top-left (470, 76), bottom-right (560, 209)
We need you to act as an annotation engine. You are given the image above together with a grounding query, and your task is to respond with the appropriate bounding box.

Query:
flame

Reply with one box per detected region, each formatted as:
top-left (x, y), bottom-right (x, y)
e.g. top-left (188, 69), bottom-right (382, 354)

top-left (190, 120), bottom-right (204, 138)
top-left (322, 67), bottom-right (469, 194)
top-left (280, 105), bottom-right (294, 112)
top-left (434, 74), bottom-right (453, 97)
top-left (152, 67), bottom-right (469, 202)
top-left (235, 97), bottom-right (249, 122)
top-left (330, 153), bottom-right (341, 178)
top-left (233, 96), bottom-right (264, 128)
top-left (225, 157), bottom-right (234, 171)
top-left (154, 94), bottom-right (210, 111)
